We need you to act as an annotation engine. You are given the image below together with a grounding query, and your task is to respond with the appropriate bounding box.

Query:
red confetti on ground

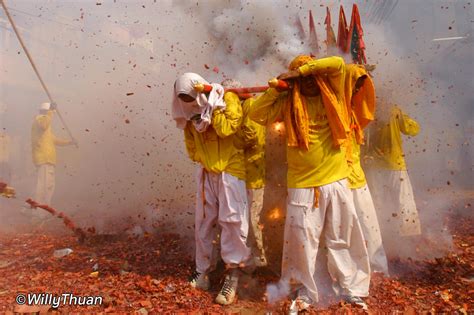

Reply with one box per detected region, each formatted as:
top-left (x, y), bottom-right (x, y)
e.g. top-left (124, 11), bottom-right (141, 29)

top-left (0, 214), bottom-right (471, 313)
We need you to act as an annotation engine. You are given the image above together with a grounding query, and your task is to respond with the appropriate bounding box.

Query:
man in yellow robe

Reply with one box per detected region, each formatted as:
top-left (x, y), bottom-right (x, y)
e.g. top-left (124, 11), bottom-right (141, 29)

top-left (365, 105), bottom-right (422, 257)
top-left (31, 102), bottom-right (75, 209)
top-left (250, 56), bottom-right (370, 312)
top-left (172, 73), bottom-right (251, 306)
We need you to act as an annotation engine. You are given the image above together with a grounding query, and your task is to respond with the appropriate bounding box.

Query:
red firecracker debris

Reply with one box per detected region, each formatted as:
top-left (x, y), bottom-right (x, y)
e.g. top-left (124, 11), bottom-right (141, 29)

top-left (25, 198), bottom-right (89, 242)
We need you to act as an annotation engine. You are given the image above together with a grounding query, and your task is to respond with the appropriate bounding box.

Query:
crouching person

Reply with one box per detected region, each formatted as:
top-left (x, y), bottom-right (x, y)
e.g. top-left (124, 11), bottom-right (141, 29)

top-left (172, 73), bottom-right (251, 305)
top-left (222, 79), bottom-right (268, 268)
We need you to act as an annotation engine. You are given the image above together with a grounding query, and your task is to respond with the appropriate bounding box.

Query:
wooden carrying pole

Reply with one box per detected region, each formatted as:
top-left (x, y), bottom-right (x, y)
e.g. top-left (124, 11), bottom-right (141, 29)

top-left (1, 0), bottom-right (77, 147)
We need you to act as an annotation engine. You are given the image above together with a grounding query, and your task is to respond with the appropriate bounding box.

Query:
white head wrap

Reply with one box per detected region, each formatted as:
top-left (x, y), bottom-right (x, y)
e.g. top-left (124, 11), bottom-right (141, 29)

top-left (172, 73), bottom-right (225, 132)
top-left (39, 102), bottom-right (51, 111)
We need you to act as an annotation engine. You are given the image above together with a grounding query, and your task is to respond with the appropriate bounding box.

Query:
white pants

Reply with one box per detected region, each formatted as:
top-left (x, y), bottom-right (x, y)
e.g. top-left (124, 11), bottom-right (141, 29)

top-left (35, 164), bottom-right (55, 205)
top-left (366, 169), bottom-right (422, 237)
top-left (281, 179), bottom-right (370, 303)
top-left (247, 188), bottom-right (266, 259)
top-left (352, 185), bottom-right (389, 274)
top-left (195, 168), bottom-right (251, 273)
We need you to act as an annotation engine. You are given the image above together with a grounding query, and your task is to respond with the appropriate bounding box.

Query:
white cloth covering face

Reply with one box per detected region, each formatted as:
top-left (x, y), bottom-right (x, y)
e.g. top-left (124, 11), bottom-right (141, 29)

top-left (172, 72), bottom-right (225, 132)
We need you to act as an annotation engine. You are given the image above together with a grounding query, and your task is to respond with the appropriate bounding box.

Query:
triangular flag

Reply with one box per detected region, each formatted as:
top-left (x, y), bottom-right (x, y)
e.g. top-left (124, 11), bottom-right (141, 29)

top-left (337, 5), bottom-right (349, 53)
top-left (325, 7), bottom-right (337, 55)
top-left (308, 10), bottom-right (319, 55)
top-left (294, 13), bottom-right (306, 40)
top-left (348, 4), bottom-right (366, 64)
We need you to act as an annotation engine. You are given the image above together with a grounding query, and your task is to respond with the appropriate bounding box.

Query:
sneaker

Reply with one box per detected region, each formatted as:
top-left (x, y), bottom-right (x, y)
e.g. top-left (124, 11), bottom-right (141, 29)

top-left (189, 270), bottom-right (210, 290)
top-left (215, 270), bottom-right (239, 305)
top-left (343, 295), bottom-right (368, 310)
top-left (288, 295), bottom-right (311, 315)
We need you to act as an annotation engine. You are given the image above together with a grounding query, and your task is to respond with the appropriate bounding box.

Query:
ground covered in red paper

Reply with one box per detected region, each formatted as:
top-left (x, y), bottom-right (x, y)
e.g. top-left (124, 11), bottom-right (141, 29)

top-left (0, 213), bottom-right (472, 314)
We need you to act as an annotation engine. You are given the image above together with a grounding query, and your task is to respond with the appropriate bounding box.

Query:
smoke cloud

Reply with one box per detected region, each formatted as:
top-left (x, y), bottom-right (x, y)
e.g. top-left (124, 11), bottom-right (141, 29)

top-left (0, 0), bottom-right (471, 271)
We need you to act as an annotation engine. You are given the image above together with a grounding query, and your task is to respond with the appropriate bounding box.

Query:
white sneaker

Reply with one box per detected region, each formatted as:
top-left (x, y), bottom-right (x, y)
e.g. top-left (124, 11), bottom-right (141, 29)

top-left (189, 271), bottom-right (210, 290)
top-left (343, 295), bottom-right (368, 310)
top-left (215, 271), bottom-right (239, 305)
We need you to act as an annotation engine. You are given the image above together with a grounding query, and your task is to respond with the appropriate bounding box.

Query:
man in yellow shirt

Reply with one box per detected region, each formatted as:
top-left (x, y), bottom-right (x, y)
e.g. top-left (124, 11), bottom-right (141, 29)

top-left (227, 81), bottom-right (268, 267)
top-left (31, 102), bottom-right (75, 209)
top-left (345, 64), bottom-right (388, 275)
top-left (250, 56), bottom-right (370, 312)
top-left (172, 73), bottom-right (251, 306)
top-left (365, 105), bottom-right (422, 257)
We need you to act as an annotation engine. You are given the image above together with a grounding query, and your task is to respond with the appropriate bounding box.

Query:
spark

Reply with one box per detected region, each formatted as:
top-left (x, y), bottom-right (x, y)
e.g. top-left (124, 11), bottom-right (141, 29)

top-left (268, 207), bottom-right (283, 221)
top-left (273, 122), bottom-right (283, 132)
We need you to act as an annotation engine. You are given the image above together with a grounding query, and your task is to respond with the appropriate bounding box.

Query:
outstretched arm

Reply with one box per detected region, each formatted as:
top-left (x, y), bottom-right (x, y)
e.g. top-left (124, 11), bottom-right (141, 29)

top-left (248, 88), bottom-right (284, 126)
top-left (278, 56), bottom-right (345, 80)
top-left (53, 135), bottom-right (73, 146)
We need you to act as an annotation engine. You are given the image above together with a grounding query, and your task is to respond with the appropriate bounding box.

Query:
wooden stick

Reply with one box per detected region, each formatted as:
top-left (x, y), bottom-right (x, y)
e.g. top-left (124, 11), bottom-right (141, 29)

top-left (1, 0), bottom-right (77, 147)
top-left (193, 79), bottom-right (289, 96)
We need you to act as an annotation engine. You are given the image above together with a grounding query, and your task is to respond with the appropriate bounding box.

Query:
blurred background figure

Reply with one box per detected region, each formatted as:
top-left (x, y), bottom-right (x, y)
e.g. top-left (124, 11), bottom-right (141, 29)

top-left (365, 105), bottom-right (422, 259)
top-left (31, 102), bottom-right (75, 210)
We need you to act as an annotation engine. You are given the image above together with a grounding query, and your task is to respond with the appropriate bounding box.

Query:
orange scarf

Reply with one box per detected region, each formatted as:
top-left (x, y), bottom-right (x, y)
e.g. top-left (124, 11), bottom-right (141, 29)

top-left (344, 64), bottom-right (376, 144)
top-left (284, 79), bottom-right (310, 150)
top-left (284, 55), bottom-right (351, 150)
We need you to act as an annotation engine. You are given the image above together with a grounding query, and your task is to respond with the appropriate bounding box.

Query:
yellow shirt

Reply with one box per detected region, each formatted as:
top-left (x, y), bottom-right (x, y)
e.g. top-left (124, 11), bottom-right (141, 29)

top-left (347, 132), bottom-right (366, 189)
top-left (31, 111), bottom-right (70, 166)
top-left (184, 92), bottom-right (246, 180)
top-left (250, 89), bottom-right (349, 188)
top-left (234, 98), bottom-right (266, 189)
top-left (372, 106), bottom-right (420, 171)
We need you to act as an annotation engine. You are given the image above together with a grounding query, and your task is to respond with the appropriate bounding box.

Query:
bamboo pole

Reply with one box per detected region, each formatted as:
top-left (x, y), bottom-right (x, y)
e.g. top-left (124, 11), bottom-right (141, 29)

top-left (1, 0), bottom-right (77, 147)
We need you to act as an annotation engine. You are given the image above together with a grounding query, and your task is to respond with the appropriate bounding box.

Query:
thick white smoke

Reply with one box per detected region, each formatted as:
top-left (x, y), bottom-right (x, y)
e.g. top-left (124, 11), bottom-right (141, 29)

top-left (0, 1), bottom-right (471, 264)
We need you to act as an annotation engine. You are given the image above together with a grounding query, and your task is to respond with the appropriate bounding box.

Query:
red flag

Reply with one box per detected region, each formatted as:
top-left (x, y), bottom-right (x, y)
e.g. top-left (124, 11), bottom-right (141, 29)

top-left (325, 7), bottom-right (337, 54)
top-left (347, 4), bottom-right (367, 64)
top-left (337, 5), bottom-right (349, 53)
top-left (308, 10), bottom-right (319, 55)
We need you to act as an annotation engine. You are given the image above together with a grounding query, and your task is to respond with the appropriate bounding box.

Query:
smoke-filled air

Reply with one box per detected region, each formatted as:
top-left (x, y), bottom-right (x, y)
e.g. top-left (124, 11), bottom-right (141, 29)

top-left (0, 0), bottom-right (472, 313)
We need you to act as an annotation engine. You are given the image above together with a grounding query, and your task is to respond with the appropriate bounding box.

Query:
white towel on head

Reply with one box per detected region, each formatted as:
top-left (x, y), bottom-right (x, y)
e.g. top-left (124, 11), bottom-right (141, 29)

top-left (172, 73), bottom-right (226, 132)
